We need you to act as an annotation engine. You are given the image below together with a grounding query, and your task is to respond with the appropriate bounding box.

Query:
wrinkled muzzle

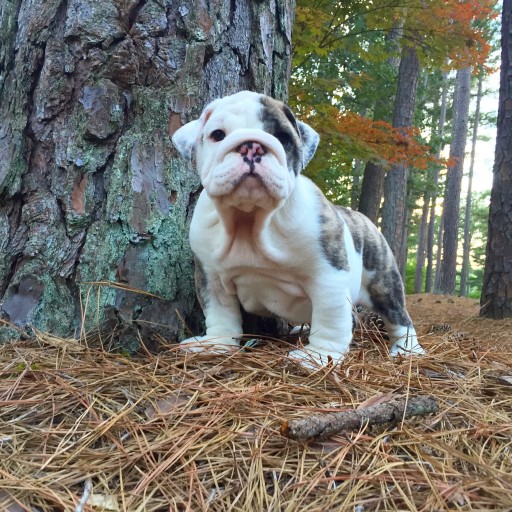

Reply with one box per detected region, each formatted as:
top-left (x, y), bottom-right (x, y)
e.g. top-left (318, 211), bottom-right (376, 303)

top-left (205, 129), bottom-right (288, 172)
top-left (198, 129), bottom-right (295, 209)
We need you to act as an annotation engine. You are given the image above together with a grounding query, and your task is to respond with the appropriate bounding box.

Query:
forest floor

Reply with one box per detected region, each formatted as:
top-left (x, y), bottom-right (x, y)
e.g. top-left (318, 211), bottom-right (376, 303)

top-left (408, 293), bottom-right (512, 351)
top-left (1, 294), bottom-right (512, 511)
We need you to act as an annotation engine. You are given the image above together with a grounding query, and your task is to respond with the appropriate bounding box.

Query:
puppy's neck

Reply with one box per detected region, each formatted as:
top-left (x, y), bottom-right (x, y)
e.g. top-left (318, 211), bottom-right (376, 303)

top-left (216, 204), bottom-right (273, 242)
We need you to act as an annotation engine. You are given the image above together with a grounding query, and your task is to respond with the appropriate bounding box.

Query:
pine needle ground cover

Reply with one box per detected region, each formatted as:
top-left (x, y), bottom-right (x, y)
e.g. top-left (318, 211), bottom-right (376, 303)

top-left (1, 295), bottom-right (511, 511)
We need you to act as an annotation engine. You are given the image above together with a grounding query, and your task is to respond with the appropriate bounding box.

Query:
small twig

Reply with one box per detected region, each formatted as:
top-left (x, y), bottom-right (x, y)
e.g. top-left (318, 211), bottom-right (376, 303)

top-left (281, 395), bottom-right (439, 441)
top-left (75, 478), bottom-right (92, 512)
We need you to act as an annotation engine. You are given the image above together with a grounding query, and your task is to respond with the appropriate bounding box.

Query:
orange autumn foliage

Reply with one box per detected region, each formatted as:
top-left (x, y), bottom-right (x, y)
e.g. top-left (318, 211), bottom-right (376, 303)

top-left (299, 103), bottom-right (453, 172)
top-left (334, 112), bottom-right (443, 170)
top-left (291, 0), bottom-right (497, 176)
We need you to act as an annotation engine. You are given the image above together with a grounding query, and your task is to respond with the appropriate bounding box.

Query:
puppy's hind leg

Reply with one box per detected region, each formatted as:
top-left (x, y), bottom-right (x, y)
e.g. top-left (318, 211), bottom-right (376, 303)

top-left (289, 274), bottom-right (354, 367)
top-left (386, 321), bottom-right (423, 356)
top-left (366, 269), bottom-right (424, 356)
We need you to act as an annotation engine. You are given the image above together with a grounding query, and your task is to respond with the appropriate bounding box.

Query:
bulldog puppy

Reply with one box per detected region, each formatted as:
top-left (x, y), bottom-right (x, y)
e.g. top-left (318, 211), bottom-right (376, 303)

top-left (172, 91), bottom-right (423, 365)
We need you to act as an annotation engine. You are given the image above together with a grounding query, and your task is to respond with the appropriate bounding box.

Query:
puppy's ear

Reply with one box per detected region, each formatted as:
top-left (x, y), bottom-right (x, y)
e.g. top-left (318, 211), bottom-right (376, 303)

top-left (171, 119), bottom-right (201, 161)
top-left (297, 121), bottom-right (320, 169)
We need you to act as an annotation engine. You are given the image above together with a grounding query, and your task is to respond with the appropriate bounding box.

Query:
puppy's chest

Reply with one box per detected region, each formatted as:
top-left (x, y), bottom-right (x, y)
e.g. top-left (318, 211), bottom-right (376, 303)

top-left (214, 238), bottom-right (312, 322)
top-left (215, 236), bottom-right (302, 292)
top-left (222, 266), bottom-right (311, 323)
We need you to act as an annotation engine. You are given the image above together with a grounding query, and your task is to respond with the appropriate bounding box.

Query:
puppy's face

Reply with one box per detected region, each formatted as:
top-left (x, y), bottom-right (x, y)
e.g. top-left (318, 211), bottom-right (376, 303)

top-left (172, 91), bottom-right (319, 212)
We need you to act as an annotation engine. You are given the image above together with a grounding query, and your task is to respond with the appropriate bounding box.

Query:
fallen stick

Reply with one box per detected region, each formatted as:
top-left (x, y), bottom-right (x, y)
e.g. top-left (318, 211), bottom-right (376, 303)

top-left (280, 395), bottom-right (438, 441)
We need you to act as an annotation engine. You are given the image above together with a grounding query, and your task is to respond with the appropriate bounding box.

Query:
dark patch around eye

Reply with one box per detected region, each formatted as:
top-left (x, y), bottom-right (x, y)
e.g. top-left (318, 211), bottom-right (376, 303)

top-left (282, 105), bottom-right (300, 134)
top-left (259, 96), bottom-right (302, 175)
top-left (274, 131), bottom-right (294, 147)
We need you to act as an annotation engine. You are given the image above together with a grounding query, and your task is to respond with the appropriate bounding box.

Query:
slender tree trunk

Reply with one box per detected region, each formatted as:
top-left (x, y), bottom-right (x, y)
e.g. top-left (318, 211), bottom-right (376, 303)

top-left (433, 214), bottom-right (444, 292)
top-left (0, 0), bottom-right (295, 344)
top-left (414, 197), bottom-right (430, 293)
top-left (414, 73), bottom-right (445, 293)
top-left (358, 161), bottom-right (386, 224)
top-left (351, 159), bottom-right (364, 210)
top-left (357, 24), bottom-right (402, 224)
top-left (426, 72), bottom-right (449, 292)
top-left (460, 73), bottom-right (483, 297)
top-left (402, 203), bottom-right (410, 281)
top-left (481, 0), bottom-right (512, 318)
top-left (437, 66), bottom-right (472, 294)
top-left (381, 44), bottom-right (420, 274)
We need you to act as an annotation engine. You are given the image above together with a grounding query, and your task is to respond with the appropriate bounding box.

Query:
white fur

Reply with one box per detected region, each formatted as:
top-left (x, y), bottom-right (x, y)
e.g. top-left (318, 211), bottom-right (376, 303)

top-left (172, 91), bottom-right (422, 366)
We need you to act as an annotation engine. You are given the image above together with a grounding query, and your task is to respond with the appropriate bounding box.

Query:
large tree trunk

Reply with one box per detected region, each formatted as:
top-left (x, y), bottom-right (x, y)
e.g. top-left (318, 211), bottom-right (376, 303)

top-left (437, 66), bottom-right (471, 294)
top-left (381, 44), bottom-right (420, 275)
top-left (460, 73), bottom-right (483, 297)
top-left (481, 0), bottom-right (512, 318)
top-left (0, 0), bottom-right (295, 345)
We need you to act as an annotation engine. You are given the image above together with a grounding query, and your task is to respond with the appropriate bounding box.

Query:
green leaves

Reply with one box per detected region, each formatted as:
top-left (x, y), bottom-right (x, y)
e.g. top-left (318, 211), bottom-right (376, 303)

top-left (291, 0), bottom-right (497, 199)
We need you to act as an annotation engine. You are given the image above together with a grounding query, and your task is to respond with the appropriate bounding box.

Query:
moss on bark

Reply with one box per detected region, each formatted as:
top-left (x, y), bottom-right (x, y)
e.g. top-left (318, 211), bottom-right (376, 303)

top-left (0, 0), bottom-right (296, 347)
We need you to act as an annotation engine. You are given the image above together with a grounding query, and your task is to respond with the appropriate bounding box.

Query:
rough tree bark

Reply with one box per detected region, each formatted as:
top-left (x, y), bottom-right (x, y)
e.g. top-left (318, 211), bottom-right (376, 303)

top-left (481, 0), bottom-right (512, 318)
top-left (460, 73), bottom-right (483, 297)
top-left (437, 66), bottom-right (472, 294)
top-left (0, 0), bottom-right (295, 346)
top-left (381, 44), bottom-right (420, 275)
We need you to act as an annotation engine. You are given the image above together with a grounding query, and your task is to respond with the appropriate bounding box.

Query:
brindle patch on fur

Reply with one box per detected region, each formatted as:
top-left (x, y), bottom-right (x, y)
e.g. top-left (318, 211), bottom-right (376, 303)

top-left (367, 268), bottom-right (411, 326)
top-left (317, 192), bottom-right (349, 271)
top-left (336, 206), bottom-right (395, 272)
top-left (335, 206), bottom-right (411, 326)
top-left (259, 96), bottom-right (302, 175)
top-left (361, 233), bottom-right (391, 272)
top-left (336, 206), bottom-right (363, 253)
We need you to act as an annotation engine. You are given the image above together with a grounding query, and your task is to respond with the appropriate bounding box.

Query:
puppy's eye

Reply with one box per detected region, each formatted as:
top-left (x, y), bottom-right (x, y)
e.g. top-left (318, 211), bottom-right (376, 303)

top-left (210, 129), bottom-right (226, 142)
top-left (275, 131), bottom-right (293, 147)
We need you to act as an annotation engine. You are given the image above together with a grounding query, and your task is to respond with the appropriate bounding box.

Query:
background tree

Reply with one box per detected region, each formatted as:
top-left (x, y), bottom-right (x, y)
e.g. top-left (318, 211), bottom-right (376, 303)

top-left (289, 0), bottom-right (442, 207)
top-left (0, 0), bottom-right (295, 344)
top-left (357, 26), bottom-right (402, 224)
top-left (414, 71), bottom-right (448, 293)
top-left (481, 0), bottom-right (512, 318)
top-left (436, 66), bottom-right (472, 294)
top-left (380, 44), bottom-right (420, 274)
top-left (459, 191), bottom-right (490, 297)
top-left (425, 72), bottom-right (449, 292)
top-left (290, 0), bottom-right (495, 246)
top-left (460, 73), bottom-right (484, 297)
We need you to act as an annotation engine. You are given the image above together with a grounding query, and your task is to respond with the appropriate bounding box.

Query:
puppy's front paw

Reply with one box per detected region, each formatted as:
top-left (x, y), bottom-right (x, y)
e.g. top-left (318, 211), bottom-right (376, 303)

top-left (288, 345), bottom-right (345, 369)
top-left (179, 335), bottom-right (240, 354)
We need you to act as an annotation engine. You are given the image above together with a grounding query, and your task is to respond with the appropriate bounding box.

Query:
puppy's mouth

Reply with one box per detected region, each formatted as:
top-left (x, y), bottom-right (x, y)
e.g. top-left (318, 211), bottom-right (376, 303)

top-left (217, 164), bottom-right (281, 213)
top-left (236, 171), bottom-right (264, 185)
